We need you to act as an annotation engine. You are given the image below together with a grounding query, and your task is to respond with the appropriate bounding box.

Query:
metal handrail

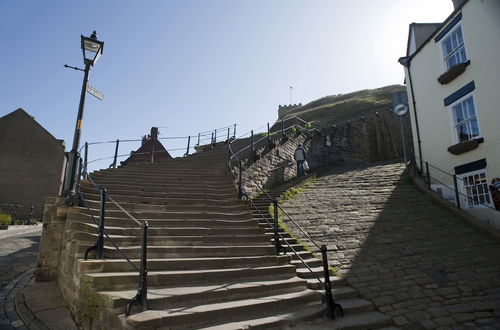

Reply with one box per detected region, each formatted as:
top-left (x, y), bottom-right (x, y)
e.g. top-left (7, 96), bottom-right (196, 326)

top-left (413, 156), bottom-right (499, 212)
top-left (78, 161), bottom-right (148, 316)
top-left (227, 119), bottom-right (343, 319)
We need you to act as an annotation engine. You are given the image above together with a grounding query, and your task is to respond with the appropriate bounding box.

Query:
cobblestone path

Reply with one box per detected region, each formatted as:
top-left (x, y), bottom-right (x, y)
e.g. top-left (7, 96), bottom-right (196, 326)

top-left (0, 226), bottom-right (41, 289)
top-left (282, 162), bottom-right (500, 329)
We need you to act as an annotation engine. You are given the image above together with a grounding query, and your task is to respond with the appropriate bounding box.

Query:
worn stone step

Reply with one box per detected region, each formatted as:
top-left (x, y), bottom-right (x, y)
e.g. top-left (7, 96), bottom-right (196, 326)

top-left (78, 255), bottom-right (292, 273)
top-left (100, 277), bottom-right (307, 311)
top-left (83, 264), bottom-right (298, 290)
top-left (95, 244), bottom-right (277, 259)
top-left (307, 277), bottom-right (346, 290)
top-left (122, 289), bottom-right (322, 329)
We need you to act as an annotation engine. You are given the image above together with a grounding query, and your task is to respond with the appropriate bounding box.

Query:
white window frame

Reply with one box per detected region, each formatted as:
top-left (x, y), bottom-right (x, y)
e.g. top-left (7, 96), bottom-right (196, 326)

top-left (458, 169), bottom-right (493, 209)
top-left (448, 93), bottom-right (481, 144)
top-left (440, 23), bottom-right (468, 71)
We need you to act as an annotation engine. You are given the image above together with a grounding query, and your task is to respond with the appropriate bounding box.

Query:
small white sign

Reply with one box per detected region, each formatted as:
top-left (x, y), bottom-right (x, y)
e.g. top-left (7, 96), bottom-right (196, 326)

top-left (87, 84), bottom-right (104, 101)
top-left (394, 104), bottom-right (408, 116)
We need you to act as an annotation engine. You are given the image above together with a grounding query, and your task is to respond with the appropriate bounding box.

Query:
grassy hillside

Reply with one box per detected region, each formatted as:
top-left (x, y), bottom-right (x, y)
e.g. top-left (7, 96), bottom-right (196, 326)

top-left (281, 85), bottom-right (405, 127)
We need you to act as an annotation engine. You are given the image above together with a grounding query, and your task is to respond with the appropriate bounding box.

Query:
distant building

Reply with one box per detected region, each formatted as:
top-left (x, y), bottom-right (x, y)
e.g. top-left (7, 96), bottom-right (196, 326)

top-left (0, 109), bottom-right (66, 210)
top-left (121, 127), bottom-right (172, 165)
top-left (399, 0), bottom-right (500, 227)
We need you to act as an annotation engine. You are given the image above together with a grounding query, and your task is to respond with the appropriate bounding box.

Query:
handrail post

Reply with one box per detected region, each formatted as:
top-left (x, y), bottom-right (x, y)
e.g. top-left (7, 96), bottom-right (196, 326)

top-left (140, 221), bottom-right (148, 311)
top-left (111, 139), bottom-right (120, 168)
top-left (211, 132), bottom-right (214, 149)
top-left (321, 245), bottom-right (343, 319)
top-left (83, 142), bottom-right (88, 179)
top-left (425, 162), bottom-right (431, 190)
top-left (238, 160), bottom-right (243, 199)
top-left (197, 133), bottom-right (200, 147)
top-left (185, 136), bottom-right (191, 157)
top-left (214, 129), bottom-right (217, 144)
top-left (281, 119), bottom-right (285, 137)
top-left (251, 130), bottom-right (254, 150)
top-left (273, 200), bottom-right (281, 255)
top-left (227, 127), bottom-right (230, 141)
top-left (233, 124), bottom-right (236, 138)
top-left (453, 174), bottom-right (461, 209)
top-left (97, 188), bottom-right (106, 259)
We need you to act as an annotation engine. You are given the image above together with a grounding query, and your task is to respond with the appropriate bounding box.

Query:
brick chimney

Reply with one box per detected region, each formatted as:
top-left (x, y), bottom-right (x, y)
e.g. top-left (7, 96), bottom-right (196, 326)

top-left (452, 0), bottom-right (466, 10)
top-left (151, 127), bottom-right (158, 139)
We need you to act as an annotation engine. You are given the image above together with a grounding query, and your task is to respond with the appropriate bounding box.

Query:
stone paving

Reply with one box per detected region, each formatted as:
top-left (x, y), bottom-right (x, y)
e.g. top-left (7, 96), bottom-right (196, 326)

top-left (281, 162), bottom-right (500, 329)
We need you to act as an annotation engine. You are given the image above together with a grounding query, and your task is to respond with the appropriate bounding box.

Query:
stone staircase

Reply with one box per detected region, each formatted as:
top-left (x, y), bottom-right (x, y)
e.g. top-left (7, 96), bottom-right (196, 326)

top-left (248, 174), bottom-right (394, 329)
top-left (63, 144), bottom-right (327, 329)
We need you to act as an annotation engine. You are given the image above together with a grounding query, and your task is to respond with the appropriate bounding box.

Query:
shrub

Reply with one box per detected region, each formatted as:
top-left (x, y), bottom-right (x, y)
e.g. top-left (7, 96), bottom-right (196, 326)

top-left (0, 213), bottom-right (12, 226)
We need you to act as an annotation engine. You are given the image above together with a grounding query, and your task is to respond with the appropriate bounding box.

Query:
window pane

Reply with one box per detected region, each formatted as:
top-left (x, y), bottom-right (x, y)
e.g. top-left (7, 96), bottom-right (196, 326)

top-left (456, 27), bottom-right (463, 44)
top-left (471, 119), bottom-right (479, 137)
top-left (458, 123), bottom-right (469, 142)
top-left (459, 47), bottom-right (467, 62)
top-left (453, 104), bottom-right (464, 123)
top-left (443, 38), bottom-right (453, 55)
top-left (465, 97), bottom-right (475, 117)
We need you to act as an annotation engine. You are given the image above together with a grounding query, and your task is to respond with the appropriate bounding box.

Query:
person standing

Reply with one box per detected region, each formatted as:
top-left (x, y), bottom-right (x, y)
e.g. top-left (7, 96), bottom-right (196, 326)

top-left (294, 144), bottom-right (307, 176)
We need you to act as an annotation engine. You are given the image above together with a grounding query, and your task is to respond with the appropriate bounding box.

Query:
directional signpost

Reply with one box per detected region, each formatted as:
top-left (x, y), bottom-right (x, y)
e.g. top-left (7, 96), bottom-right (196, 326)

top-left (394, 104), bottom-right (408, 168)
top-left (87, 84), bottom-right (104, 101)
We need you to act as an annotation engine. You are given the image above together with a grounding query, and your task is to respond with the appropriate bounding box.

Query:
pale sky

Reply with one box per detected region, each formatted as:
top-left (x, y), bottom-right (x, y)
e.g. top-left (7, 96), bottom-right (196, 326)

top-left (0, 0), bottom-right (454, 165)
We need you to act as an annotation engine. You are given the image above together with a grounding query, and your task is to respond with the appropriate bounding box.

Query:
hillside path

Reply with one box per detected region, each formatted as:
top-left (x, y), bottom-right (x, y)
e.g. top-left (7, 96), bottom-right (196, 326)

top-left (281, 162), bottom-right (500, 329)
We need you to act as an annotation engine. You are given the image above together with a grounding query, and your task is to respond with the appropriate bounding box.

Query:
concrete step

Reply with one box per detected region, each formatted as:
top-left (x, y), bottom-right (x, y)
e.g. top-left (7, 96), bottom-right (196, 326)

top-left (100, 277), bottom-right (307, 311)
top-left (122, 289), bottom-right (322, 329)
top-left (83, 264), bottom-right (298, 290)
top-left (78, 255), bottom-right (292, 273)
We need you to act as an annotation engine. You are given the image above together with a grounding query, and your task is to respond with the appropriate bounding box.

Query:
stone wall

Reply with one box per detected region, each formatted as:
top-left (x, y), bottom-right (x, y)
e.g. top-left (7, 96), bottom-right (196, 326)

top-left (236, 110), bottom-right (413, 198)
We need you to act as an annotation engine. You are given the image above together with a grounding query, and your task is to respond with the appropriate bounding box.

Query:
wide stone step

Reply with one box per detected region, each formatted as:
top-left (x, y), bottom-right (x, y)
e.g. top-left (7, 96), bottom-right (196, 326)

top-left (83, 199), bottom-right (248, 213)
top-left (81, 181), bottom-right (236, 195)
top-left (83, 264), bottom-right (298, 290)
top-left (88, 180), bottom-right (235, 191)
top-left (100, 277), bottom-right (307, 311)
top-left (122, 289), bottom-right (322, 329)
top-left (97, 244), bottom-right (277, 259)
top-left (68, 212), bottom-right (260, 229)
top-left (79, 255), bottom-right (292, 273)
top-left (91, 171), bottom-right (229, 180)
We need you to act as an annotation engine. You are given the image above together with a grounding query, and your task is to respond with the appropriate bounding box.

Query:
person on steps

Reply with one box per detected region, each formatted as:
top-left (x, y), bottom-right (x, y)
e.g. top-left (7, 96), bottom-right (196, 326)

top-left (293, 144), bottom-right (307, 176)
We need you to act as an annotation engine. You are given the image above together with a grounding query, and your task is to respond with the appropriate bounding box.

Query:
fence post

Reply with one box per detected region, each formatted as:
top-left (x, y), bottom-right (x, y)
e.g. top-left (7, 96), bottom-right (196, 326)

top-left (273, 200), bottom-right (281, 255)
top-left (83, 142), bottom-right (88, 179)
top-left (97, 188), bottom-right (106, 259)
top-left (197, 133), bottom-right (200, 147)
top-left (425, 162), bottom-right (431, 190)
top-left (321, 245), bottom-right (343, 319)
top-left (453, 174), bottom-right (461, 209)
top-left (238, 160), bottom-right (243, 199)
top-left (233, 124), bottom-right (236, 138)
top-left (140, 221), bottom-right (148, 311)
top-left (227, 127), bottom-right (230, 141)
top-left (211, 132), bottom-right (214, 149)
top-left (184, 136), bottom-right (191, 157)
top-left (251, 130), bottom-right (254, 150)
top-left (214, 129), bottom-right (217, 144)
top-left (111, 139), bottom-right (120, 168)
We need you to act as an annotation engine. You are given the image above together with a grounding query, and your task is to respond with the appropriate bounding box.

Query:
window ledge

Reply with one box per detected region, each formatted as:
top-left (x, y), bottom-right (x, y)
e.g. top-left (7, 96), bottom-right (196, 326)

top-left (438, 60), bottom-right (471, 85)
top-left (447, 137), bottom-right (484, 155)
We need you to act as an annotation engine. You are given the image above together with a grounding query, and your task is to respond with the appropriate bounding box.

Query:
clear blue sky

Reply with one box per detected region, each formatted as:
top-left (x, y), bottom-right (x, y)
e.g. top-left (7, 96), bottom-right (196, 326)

top-left (0, 0), bottom-right (453, 162)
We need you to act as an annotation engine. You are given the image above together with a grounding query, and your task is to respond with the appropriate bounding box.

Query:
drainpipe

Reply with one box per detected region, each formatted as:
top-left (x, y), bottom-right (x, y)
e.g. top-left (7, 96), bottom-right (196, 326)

top-left (399, 56), bottom-right (423, 171)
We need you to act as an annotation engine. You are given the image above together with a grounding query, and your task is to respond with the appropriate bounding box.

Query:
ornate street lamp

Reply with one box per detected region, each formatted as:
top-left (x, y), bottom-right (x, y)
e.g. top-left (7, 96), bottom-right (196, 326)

top-left (62, 31), bottom-right (104, 198)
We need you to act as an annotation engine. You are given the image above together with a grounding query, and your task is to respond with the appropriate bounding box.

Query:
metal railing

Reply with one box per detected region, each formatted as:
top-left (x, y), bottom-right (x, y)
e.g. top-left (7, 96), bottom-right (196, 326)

top-left (0, 202), bottom-right (43, 224)
top-left (227, 117), bottom-right (343, 319)
top-left (412, 156), bottom-right (500, 213)
top-left (76, 160), bottom-right (148, 316)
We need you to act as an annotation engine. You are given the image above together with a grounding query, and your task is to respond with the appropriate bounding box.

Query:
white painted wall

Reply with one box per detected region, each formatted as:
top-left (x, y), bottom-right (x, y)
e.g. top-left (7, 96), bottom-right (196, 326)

top-left (404, 0), bottom-right (500, 227)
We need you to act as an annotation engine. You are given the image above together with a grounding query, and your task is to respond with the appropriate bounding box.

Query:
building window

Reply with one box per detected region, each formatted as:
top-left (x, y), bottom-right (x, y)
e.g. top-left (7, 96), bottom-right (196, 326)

top-left (459, 170), bottom-right (492, 208)
top-left (442, 25), bottom-right (467, 71)
top-left (451, 95), bottom-right (479, 143)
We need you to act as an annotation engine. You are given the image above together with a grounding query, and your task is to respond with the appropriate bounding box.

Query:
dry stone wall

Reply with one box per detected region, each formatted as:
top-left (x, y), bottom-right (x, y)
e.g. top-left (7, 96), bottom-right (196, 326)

top-left (235, 111), bottom-right (412, 197)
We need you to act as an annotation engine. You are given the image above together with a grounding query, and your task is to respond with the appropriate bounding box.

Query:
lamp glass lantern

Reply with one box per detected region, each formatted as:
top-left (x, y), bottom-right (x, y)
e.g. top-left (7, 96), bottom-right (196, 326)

top-left (81, 33), bottom-right (104, 66)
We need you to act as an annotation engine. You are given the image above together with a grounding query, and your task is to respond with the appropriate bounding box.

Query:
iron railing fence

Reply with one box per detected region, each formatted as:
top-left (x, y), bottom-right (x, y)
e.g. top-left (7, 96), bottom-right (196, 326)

top-left (412, 156), bottom-right (500, 213)
top-left (0, 202), bottom-right (44, 224)
top-left (227, 117), bottom-right (343, 319)
top-left (77, 124), bottom-right (236, 173)
top-left (77, 160), bottom-right (148, 316)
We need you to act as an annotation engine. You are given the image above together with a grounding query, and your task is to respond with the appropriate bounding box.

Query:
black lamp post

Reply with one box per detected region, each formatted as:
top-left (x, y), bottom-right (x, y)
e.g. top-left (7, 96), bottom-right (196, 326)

top-left (62, 31), bottom-right (104, 198)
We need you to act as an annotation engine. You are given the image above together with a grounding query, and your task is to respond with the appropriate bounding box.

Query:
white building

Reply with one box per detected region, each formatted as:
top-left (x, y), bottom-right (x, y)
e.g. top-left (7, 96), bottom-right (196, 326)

top-left (399, 0), bottom-right (500, 228)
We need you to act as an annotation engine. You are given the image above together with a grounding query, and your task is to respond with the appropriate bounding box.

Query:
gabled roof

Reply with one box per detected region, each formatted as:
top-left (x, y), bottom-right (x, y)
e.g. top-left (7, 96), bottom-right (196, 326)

top-left (406, 23), bottom-right (442, 56)
top-left (400, 0), bottom-right (470, 65)
top-left (0, 108), bottom-right (65, 148)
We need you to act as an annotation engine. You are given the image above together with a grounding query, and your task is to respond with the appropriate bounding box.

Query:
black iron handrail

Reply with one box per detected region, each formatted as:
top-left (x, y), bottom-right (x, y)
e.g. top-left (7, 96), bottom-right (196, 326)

top-left (411, 156), bottom-right (500, 213)
top-left (77, 160), bottom-right (148, 316)
top-left (227, 118), bottom-right (343, 319)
